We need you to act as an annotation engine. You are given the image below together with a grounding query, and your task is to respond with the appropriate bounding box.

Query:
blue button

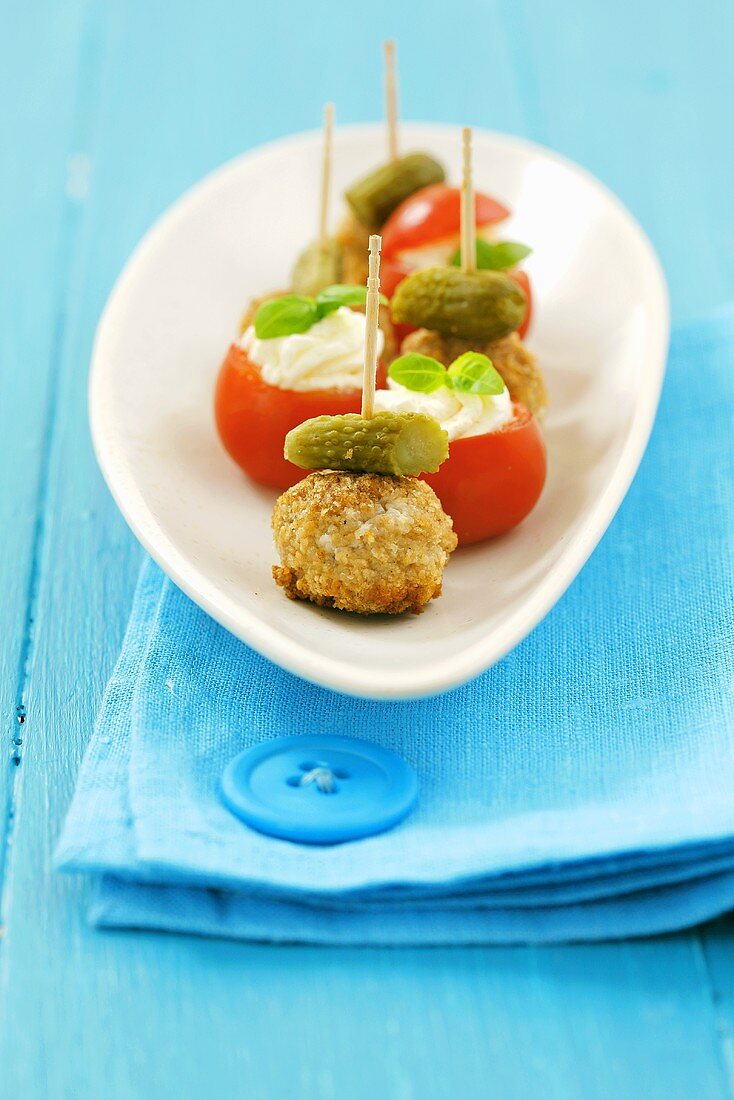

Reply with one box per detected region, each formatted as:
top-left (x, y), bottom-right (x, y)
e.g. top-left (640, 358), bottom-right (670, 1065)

top-left (220, 735), bottom-right (418, 845)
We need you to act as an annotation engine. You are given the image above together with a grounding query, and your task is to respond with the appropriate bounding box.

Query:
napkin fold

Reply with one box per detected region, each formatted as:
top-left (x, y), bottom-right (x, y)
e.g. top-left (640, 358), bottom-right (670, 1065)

top-left (57, 309), bottom-right (734, 944)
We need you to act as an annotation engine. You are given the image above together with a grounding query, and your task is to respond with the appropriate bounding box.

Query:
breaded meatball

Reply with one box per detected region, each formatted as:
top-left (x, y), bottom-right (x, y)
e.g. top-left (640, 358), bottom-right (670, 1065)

top-left (272, 471), bottom-right (457, 614)
top-left (400, 328), bottom-right (548, 418)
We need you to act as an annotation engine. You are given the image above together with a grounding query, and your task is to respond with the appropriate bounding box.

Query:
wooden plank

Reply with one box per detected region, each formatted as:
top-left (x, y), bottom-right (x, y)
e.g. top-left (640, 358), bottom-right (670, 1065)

top-left (2, 1), bottom-right (734, 1098)
top-left (0, 0), bottom-right (91, 871)
top-left (5, 931), bottom-right (734, 1099)
top-left (511, 0), bottom-right (734, 321)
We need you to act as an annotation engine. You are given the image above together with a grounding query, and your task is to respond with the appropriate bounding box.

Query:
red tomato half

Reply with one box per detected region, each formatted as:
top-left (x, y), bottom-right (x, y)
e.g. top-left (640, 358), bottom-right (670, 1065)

top-left (510, 269), bottom-right (533, 339)
top-left (215, 345), bottom-right (386, 490)
top-left (422, 403), bottom-right (546, 546)
top-left (382, 184), bottom-right (510, 259)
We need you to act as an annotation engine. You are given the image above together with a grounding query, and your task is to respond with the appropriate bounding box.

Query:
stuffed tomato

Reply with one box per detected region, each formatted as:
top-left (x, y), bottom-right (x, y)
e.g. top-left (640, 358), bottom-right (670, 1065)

top-left (422, 403), bottom-right (545, 545)
top-left (374, 349), bottom-right (546, 545)
top-left (381, 183), bottom-right (509, 266)
top-left (215, 287), bottom-right (387, 491)
top-left (381, 183), bottom-right (533, 339)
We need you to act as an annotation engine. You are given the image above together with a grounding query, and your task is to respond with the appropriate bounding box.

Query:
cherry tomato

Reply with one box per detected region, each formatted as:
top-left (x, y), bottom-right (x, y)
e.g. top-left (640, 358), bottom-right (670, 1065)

top-left (391, 320), bottom-right (418, 345)
top-left (215, 346), bottom-right (386, 490)
top-left (509, 269), bottom-right (533, 339)
top-left (422, 403), bottom-right (546, 546)
top-left (380, 185), bottom-right (530, 340)
top-left (381, 184), bottom-right (509, 259)
top-left (380, 255), bottom-right (412, 298)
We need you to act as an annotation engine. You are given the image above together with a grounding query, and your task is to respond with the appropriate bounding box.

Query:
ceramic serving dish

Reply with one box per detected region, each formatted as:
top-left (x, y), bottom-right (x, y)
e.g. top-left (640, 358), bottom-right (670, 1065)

top-left (89, 123), bottom-right (669, 699)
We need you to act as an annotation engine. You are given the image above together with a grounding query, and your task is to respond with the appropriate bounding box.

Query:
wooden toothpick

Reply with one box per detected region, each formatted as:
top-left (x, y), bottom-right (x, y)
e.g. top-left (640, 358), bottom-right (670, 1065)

top-left (461, 127), bottom-right (477, 274)
top-left (318, 102), bottom-right (335, 251)
top-left (384, 40), bottom-right (399, 162)
top-left (361, 235), bottom-right (382, 418)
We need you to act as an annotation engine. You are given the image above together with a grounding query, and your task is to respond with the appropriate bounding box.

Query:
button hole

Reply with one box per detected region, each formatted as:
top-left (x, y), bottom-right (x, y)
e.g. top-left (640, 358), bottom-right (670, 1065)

top-left (290, 766), bottom-right (340, 794)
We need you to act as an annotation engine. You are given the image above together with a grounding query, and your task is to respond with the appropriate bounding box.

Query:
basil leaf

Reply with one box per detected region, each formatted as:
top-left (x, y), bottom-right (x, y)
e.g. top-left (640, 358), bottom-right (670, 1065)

top-left (447, 352), bottom-right (505, 395)
top-left (450, 239), bottom-right (532, 271)
top-left (254, 296), bottom-right (319, 339)
top-left (389, 353), bottom-right (447, 394)
top-left (316, 284), bottom-right (389, 317)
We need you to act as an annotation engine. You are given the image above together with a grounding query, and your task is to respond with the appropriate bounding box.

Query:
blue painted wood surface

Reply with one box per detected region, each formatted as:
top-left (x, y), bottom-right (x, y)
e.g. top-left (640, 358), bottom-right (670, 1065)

top-left (2, 1), bottom-right (734, 1096)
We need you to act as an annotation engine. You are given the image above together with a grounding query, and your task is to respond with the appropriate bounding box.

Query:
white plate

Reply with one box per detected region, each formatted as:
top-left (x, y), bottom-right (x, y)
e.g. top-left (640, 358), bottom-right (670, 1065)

top-left (90, 123), bottom-right (669, 700)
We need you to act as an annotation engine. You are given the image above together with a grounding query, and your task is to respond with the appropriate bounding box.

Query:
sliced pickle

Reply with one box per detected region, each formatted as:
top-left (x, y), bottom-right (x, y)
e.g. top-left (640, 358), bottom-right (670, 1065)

top-left (392, 267), bottom-right (527, 341)
top-left (285, 411), bottom-right (448, 476)
top-left (291, 238), bottom-right (343, 297)
top-left (345, 153), bottom-right (445, 228)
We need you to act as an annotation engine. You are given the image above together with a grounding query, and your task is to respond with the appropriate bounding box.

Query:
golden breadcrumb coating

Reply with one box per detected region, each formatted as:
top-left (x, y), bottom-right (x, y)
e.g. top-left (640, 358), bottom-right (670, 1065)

top-left (272, 471), bottom-right (457, 615)
top-left (400, 328), bottom-right (548, 418)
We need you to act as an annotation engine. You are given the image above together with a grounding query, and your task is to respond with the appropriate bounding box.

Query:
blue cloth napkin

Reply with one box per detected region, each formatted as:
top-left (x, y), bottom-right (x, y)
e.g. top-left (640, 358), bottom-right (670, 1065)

top-left (56, 309), bottom-right (734, 944)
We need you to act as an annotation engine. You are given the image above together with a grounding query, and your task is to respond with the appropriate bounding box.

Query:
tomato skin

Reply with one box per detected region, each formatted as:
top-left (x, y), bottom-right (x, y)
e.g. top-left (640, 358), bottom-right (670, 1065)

top-left (215, 345), bottom-right (385, 490)
top-left (510, 269), bottom-right (533, 339)
top-left (391, 320), bottom-right (417, 345)
top-left (422, 403), bottom-right (546, 546)
top-left (380, 255), bottom-right (412, 299)
top-left (381, 184), bottom-right (510, 258)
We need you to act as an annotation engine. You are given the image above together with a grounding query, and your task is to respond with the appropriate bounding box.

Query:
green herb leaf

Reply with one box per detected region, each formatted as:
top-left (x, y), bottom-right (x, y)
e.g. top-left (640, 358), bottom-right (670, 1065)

top-left (315, 284), bottom-right (388, 317)
top-left (450, 239), bottom-right (532, 271)
top-left (447, 352), bottom-right (505, 395)
top-left (388, 353), bottom-right (448, 394)
top-left (254, 295), bottom-right (320, 339)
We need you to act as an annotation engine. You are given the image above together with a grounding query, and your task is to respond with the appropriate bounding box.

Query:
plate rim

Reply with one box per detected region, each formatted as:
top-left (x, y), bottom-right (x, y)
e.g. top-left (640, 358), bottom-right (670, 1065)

top-left (89, 122), bottom-right (670, 700)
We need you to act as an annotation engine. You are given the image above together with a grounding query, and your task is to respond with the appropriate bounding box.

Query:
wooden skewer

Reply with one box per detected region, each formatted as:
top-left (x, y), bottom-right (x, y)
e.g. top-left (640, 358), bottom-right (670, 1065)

top-left (318, 102), bottom-right (335, 251)
top-left (384, 40), bottom-right (399, 162)
top-left (461, 126), bottom-right (477, 274)
top-left (361, 234), bottom-right (382, 419)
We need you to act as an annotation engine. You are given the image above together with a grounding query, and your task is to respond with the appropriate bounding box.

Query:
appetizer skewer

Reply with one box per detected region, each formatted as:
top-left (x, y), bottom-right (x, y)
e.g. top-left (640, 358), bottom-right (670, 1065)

top-left (390, 127), bottom-right (547, 418)
top-left (374, 130), bottom-right (547, 545)
top-left (216, 106), bottom-right (398, 490)
top-left (460, 127), bottom-right (477, 277)
top-left (291, 45), bottom-right (445, 297)
top-left (319, 102), bottom-right (334, 250)
top-left (272, 236), bottom-right (457, 614)
top-left (291, 103), bottom-right (344, 297)
top-left (215, 279), bottom-right (390, 490)
top-left (378, 123), bottom-right (533, 338)
top-left (332, 42), bottom-right (446, 289)
top-left (384, 40), bottom-right (399, 163)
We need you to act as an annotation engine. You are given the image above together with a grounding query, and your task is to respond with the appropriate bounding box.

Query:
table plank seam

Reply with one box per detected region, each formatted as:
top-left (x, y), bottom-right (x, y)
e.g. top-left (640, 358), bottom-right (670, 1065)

top-left (0, 0), bottom-right (108, 928)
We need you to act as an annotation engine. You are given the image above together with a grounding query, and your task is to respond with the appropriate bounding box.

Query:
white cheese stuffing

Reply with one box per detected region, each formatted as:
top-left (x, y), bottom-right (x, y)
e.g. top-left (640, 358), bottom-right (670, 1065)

top-left (240, 307), bottom-right (383, 393)
top-left (373, 378), bottom-right (513, 442)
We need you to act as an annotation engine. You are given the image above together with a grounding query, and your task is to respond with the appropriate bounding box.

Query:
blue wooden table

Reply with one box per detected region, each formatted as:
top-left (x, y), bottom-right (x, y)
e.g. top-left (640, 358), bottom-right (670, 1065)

top-left (3, 1), bottom-right (734, 1096)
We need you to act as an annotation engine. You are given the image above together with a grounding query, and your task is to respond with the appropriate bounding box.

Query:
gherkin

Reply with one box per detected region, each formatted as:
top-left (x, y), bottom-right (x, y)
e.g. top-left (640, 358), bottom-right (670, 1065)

top-left (391, 266), bottom-right (527, 342)
top-left (291, 238), bottom-right (343, 297)
top-left (285, 412), bottom-right (448, 477)
top-left (345, 153), bottom-right (445, 228)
